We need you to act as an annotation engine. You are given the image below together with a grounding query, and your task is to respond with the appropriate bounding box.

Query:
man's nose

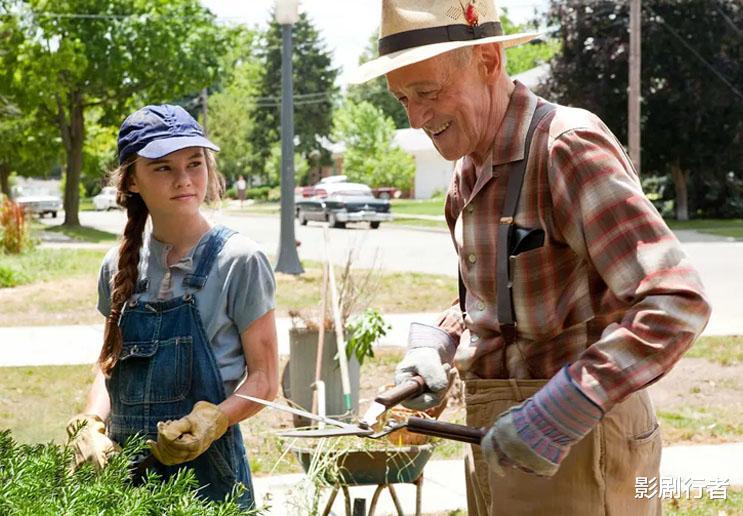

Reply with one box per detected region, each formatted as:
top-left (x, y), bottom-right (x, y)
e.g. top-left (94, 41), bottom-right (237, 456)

top-left (406, 101), bottom-right (432, 130)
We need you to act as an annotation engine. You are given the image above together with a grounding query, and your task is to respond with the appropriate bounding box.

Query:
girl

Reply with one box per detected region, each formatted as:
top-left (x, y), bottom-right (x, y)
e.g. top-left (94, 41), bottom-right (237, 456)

top-left (67, 104), bottom-right (278, 510)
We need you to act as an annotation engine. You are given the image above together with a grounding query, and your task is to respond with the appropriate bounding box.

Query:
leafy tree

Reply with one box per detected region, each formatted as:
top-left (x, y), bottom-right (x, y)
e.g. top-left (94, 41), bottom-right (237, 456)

top-left (346, 32), bottom-right (410, 130)
top-left (1, 0), bottom-right (224, 226)
top-left (206, 26), bottom-right (263, 183)
top-left (332, 100), bottom-right (415, 191)
top-left (542, 0), bottom-right (743, 220)
top-left (262, 141), bottom-right (309, 186)
top-left (249, 12), bottom-right (340, 180)
top-left (0, 14), bottom-right (60, 195)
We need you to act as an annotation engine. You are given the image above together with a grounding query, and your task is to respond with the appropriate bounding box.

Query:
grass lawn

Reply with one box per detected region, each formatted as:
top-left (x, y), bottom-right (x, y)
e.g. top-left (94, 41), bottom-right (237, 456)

top-left (657, 405), bottom-right (743, 445)
top-left (30, 221), bottom-right (119, 244)
top-left (665, 218), bottom-right (743, 239)
top-left (0, 248), bottom-right (457, 326)
top-left (391, 217), bottom-right (448, 230)
top-left (389, 198), bottom-right (445, 216)
top-left (686, 336), bottom-right (743, 366)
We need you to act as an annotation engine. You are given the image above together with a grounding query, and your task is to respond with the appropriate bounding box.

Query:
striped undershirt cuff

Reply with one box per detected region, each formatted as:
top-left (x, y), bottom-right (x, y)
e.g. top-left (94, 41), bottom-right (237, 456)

top-left (511, 366), bottom-right (604, 465)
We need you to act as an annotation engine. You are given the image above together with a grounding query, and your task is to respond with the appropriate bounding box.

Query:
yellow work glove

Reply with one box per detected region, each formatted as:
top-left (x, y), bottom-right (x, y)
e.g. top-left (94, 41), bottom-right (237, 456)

top-left (66, 414), bottom-right (118, 472)
top-left (147, 401), bottom-right (229, 466)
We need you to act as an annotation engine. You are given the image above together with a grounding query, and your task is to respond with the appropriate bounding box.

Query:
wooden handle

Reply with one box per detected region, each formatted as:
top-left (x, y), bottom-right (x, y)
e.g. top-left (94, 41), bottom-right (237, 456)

top-left (374, 375), bottom-right (426, 408)
top-left (405, 416), bottom-right (486, 445)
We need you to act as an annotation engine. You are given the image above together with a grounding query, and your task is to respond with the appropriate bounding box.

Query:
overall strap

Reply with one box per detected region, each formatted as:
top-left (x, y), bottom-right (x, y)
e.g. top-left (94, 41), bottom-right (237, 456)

top-left (495, 102), bottom-right (557, 343)
top-left (182, 225), bottom-right (237, 290)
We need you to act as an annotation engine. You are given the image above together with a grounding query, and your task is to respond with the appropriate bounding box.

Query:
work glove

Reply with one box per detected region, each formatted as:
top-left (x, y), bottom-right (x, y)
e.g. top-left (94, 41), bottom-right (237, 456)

top-left (66, 414), bottom-right (118, 472)
top-left (481, 367), bottom-right (604, 477)
top-left (395, 323), bottom-right (456, 411)
top-left (147, 401), bottom-right (229, 466)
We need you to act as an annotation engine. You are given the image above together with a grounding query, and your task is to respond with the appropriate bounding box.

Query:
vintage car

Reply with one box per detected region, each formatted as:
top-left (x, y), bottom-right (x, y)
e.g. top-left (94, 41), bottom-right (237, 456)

top-left (93, 186), bottom-right (119, 210)
top-left (11, 186), bottom-right (63, 218)
top-left (295, 182), bottom-right (393, 229)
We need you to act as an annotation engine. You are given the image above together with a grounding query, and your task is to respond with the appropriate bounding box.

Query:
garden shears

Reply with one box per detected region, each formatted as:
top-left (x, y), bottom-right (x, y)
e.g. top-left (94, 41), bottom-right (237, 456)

top-left (237, 376), bottom-right (487, 445)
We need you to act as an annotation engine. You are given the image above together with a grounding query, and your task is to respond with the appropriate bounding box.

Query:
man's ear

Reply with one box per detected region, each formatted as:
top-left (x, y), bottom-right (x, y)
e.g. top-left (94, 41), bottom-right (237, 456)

top-left (477, 43), bottom-right (504, 82)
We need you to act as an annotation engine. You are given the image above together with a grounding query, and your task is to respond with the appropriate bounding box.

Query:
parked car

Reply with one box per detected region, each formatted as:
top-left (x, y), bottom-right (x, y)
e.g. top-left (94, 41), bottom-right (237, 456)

top-left (295, 182), bottom-right (393, 229)
top-left (371, 186), bottom-right (402, 199)
top-left (11, 186), bottom-right (63, 218)
top-left (93, 186), bottom-right (119, 211)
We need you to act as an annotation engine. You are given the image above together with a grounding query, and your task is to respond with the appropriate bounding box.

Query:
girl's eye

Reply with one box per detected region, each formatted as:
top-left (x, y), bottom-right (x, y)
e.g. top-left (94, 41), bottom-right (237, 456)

top-left (396, 96), bottom-right (408, 106)
top-left (420, 90), bottom-right (438, 99)
top-left (154, 166), bottom-right (170, 172)
top-left (188, 161), bottom-right (203, 168)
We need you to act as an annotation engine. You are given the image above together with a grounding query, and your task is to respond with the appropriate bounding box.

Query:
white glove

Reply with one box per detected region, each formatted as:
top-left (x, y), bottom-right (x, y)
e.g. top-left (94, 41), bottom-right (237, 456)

top-left (395, 323), bottom-right (456, 410)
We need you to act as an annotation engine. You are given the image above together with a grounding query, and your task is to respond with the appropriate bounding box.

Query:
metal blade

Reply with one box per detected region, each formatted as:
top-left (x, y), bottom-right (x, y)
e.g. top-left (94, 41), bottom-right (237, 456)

top-left (359, 401), bottom-right (388, 428)
top-left (234, 394), bottom-right (358, 429)
top-left (278, 427), bottom-right (376, 439)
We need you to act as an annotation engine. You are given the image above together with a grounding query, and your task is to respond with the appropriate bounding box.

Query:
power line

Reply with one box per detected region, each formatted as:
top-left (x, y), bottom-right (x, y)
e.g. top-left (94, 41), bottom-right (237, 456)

top-left (646, 5), bottom-right (743, 101)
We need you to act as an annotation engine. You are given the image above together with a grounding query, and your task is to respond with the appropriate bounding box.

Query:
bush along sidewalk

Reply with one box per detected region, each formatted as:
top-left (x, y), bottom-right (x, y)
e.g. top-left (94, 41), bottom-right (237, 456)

top-left (0, 430), bottom-right (260, 515)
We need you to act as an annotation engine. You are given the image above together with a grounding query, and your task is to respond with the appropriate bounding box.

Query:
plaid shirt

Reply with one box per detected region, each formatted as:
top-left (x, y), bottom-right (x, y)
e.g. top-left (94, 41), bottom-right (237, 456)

top-left (437, 81), bottom-right (711, 411)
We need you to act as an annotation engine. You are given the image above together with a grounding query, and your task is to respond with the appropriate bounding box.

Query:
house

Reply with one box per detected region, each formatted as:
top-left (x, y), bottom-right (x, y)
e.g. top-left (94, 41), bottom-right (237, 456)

top-left (327, 131), bottom-right (455, 200)
top-left (326, 64), bottom-right (551, 199)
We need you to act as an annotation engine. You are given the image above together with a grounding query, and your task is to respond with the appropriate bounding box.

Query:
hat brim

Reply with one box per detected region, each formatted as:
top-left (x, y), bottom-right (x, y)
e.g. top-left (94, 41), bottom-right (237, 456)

top-left (348, 32), bottom-right (541, 84)
top-left (137, 136), bottom-right (220, 160)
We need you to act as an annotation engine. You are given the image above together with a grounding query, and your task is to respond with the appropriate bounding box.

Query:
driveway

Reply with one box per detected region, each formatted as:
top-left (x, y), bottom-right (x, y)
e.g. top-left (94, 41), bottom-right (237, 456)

top-left (43, 210), bottom-right (743, 335)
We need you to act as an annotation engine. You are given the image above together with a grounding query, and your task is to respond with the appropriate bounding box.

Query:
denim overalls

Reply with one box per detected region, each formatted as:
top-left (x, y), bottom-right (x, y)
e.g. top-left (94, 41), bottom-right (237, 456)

top-left (106, 226), bottom-right (254, 509)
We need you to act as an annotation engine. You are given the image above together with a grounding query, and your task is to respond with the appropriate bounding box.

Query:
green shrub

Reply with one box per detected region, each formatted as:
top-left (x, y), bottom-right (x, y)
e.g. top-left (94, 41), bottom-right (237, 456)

top-left (266, 187), bottom-right (281, 203)
top-left (247, 186), bottom-right (272, 201)
top-left (0, 265), bottom-right (20, 288)
top-left (0, 429), bottom-right (258, 514)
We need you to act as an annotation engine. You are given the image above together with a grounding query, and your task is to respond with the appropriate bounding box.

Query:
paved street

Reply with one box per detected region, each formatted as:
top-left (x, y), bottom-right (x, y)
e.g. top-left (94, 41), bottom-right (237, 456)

top-left (42, 209), bottom-right (743, 336)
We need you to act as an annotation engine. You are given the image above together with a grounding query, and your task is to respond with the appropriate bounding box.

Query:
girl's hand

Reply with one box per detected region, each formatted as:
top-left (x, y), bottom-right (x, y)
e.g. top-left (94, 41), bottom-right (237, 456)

top-left (147, 401), bottom-right (229, 465)
top-left (66, 414), bottom-right (119, 472)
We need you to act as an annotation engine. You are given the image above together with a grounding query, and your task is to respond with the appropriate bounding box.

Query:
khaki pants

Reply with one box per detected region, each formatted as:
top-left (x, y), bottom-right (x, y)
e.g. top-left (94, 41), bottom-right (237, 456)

top-left (464, 378), bottom-right (662, 516)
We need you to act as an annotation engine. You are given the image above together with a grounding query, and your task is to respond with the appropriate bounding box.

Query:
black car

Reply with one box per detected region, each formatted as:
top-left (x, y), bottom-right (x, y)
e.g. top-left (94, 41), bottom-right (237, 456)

top-left (295, 183), bottom-right (393, 229)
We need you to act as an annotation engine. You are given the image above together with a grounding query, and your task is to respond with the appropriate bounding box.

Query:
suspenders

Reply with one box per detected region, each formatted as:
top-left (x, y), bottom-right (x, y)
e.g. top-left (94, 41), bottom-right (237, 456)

top-left (458, 102), bottom-right (557, 344)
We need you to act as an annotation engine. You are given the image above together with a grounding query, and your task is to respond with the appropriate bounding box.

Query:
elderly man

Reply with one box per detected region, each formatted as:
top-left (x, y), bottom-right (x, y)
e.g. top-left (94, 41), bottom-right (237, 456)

top-left (350, 1), bottom-right (710, 515)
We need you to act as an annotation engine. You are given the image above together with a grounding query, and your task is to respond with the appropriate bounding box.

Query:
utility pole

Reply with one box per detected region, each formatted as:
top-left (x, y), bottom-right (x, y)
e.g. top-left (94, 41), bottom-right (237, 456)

top-left (628, 0), bottom-right (641, 174)
top-left (200, 88), bottom-right (209, 135)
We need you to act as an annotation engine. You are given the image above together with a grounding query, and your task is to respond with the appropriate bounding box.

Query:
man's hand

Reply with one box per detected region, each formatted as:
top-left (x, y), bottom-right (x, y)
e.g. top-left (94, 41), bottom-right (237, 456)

top-left (66, 414), bottom-right (118, 472)
top-left (147, 401), bottom-right (229, 466)
top-left (480, 367), bottom-right (603, 477)
top-left (395, 323), bottom-right (456, 411)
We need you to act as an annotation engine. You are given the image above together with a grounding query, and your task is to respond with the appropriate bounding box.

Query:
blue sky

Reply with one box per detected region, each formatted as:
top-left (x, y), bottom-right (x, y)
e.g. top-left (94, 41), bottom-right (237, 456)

top-left (200, 1), bottom-right (550, 85)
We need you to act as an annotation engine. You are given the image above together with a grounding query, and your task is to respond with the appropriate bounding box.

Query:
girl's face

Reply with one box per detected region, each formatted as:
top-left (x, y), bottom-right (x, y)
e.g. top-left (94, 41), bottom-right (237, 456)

top-left (128, 147), bottom-right (208, 219)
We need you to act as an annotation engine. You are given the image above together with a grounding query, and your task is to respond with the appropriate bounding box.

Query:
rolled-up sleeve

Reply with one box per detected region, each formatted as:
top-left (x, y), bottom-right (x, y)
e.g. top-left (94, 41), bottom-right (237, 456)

top-left (548, 124), bottom-right (711, 410)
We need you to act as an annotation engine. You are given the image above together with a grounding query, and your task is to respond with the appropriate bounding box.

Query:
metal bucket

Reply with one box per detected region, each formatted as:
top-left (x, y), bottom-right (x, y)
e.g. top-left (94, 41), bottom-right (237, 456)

top-left (291, 443), bottom-right (434, 486)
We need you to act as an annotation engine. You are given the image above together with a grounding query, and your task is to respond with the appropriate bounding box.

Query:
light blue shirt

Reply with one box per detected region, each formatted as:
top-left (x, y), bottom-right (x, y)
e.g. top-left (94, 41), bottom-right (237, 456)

top-left (98, 226), bottom-right (276, 394)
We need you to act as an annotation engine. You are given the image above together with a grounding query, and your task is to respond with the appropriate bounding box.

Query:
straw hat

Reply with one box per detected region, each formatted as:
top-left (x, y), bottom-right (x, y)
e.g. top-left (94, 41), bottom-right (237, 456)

top-left (349, 0), bottom-right (540, 84)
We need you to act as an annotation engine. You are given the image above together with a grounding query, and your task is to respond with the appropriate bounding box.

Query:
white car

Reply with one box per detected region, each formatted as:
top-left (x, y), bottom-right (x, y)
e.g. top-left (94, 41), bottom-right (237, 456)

top-left (93, 186), bottom-right (119, 211)
top-left (12, 187), bottom-right (63, 218)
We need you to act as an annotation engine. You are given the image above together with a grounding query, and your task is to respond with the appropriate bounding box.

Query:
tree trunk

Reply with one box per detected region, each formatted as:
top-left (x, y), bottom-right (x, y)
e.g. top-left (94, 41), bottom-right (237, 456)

top-left (671, 160), bottom-right (689, 221)
top-left (62, 92), bottom-right (84, 227)
top-left (0, 163), bottom-right (10, 197)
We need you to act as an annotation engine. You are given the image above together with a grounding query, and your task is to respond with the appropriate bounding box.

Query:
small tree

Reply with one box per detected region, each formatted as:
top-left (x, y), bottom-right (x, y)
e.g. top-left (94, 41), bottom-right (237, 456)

top-left (332, 101), bottom-right (415, 191)
top-left (2, 0), bottom-right (224, 226)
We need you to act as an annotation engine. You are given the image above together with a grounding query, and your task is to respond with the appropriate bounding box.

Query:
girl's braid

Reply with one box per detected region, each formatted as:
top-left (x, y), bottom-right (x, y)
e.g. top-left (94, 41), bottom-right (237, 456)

top-left (98, 159), bottom-right (148, 375)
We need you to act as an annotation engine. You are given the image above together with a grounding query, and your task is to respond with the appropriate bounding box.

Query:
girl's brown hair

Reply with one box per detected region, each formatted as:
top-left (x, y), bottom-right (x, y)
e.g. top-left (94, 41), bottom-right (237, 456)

top-left (98, 149), bottom-right (223, 375)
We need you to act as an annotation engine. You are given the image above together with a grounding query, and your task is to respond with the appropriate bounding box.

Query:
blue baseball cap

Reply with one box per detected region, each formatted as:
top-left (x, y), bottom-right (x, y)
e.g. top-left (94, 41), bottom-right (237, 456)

top-left (117, 104), bottom-right (219, 165)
